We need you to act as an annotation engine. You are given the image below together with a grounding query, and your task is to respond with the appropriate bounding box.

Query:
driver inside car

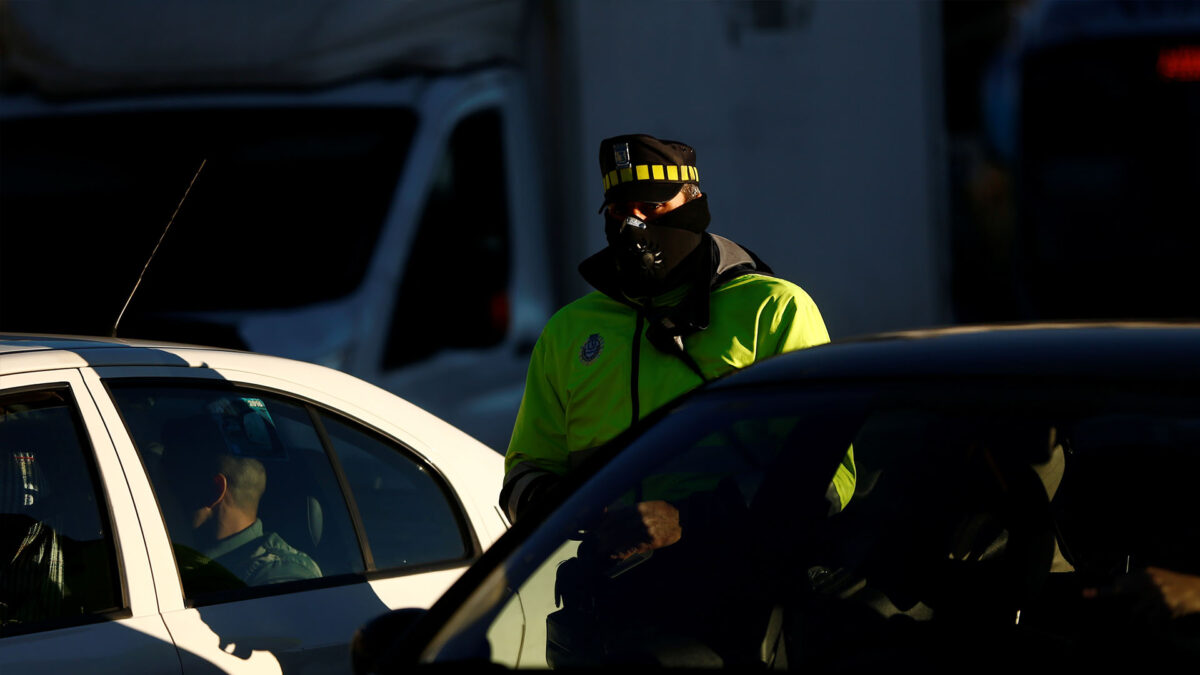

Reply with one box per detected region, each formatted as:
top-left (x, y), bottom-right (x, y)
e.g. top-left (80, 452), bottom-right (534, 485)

top-left (161, 414), bottom-right (321, 592)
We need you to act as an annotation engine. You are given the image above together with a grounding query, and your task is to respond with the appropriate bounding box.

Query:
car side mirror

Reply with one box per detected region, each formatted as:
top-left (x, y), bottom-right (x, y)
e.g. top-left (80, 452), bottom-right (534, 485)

top-left (351, 607), bottom-right (429, 675)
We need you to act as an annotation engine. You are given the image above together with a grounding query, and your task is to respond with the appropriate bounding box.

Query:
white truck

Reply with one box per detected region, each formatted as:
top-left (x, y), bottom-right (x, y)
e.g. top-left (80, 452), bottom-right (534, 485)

top-left (2, 0), bottom-right (954, 451)
top-left (0, 0), bottom-right (552, 451)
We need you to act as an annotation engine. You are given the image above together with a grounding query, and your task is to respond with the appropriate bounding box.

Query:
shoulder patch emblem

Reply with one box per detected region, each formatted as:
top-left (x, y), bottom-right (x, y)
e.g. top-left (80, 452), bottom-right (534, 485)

top-left (579, 333), bottom-right (605, 364)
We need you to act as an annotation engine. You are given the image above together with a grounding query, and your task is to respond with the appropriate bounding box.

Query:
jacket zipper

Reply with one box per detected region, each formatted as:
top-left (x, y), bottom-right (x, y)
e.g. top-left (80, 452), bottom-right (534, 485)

top-left (630, 313), bottom-right (643, 427)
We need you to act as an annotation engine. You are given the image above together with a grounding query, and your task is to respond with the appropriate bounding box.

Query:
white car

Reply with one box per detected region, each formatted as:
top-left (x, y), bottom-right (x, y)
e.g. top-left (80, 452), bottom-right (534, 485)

top-left (0, 334), bottom-right (508, 674)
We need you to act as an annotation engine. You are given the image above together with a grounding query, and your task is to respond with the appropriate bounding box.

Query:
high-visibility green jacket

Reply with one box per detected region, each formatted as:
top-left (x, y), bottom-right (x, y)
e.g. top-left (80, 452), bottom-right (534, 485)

top-left (503, 235), bottom-right (854, 519)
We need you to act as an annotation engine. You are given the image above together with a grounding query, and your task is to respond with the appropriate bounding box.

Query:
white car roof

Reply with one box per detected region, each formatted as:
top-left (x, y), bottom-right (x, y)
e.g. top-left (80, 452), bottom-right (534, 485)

top-left (0, 333), bottom-right (495, 457)
top-left (0, 333), bottom-right (275, 373)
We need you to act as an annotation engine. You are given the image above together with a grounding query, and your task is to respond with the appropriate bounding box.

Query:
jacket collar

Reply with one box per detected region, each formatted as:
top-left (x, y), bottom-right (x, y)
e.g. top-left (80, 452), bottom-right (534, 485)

top-left (578, 233), bottom-right (774, 335)
top-left (203, 518), bottom-right (264, 561)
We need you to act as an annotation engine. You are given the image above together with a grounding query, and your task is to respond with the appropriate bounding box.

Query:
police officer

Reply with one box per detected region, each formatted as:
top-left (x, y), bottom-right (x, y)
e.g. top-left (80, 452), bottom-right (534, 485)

top-left (501, 134), bottom-right (855, 540)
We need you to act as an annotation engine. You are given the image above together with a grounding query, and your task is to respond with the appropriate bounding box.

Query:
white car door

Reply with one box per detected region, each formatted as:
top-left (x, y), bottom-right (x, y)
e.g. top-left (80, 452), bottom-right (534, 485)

top-left (0, 369), bottom-right (179, 674)
top-left (84, 364), bottom-right (503, 673)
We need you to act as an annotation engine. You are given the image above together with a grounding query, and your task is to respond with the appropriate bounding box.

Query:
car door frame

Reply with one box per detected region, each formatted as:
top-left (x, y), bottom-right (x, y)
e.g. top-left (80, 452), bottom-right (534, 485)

top-left (0, 368), bottom-right (181, 674)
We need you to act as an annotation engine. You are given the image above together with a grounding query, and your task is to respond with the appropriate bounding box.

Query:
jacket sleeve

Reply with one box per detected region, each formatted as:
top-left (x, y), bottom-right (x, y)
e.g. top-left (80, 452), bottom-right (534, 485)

top-left (501, 331), bottom-right (569, 521)
top-left (764, 283), bottom-right (831, 355)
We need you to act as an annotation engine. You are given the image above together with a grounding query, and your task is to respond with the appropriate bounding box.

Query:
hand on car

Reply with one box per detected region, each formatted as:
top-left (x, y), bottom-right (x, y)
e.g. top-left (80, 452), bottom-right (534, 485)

top-left (1082, 566), bottom-right (1200, 622)
top-left (594, 500), bottom-right (682, 560)
top-left (1145, 566), bottom-right (1200, 618)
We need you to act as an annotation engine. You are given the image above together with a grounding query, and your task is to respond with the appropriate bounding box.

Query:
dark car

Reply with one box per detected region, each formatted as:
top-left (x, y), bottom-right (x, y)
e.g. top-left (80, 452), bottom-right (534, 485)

top-left (354, 323), bottom-right (1200, 671)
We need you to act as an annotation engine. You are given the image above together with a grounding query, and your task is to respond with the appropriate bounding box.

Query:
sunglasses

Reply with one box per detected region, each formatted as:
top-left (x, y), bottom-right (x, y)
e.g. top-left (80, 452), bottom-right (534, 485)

top-left (605, 201), bottom-right (668, 219)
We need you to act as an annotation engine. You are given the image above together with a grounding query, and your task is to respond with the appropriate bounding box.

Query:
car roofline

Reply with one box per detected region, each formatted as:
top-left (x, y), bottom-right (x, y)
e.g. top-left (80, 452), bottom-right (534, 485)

top-left (707, 321), bottom-right (1200, 391)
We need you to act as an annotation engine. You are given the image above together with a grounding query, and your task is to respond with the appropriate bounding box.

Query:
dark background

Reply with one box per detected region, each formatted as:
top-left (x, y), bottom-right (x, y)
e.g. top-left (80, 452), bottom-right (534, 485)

top-left (2, 0), bottom-right (1198, 340)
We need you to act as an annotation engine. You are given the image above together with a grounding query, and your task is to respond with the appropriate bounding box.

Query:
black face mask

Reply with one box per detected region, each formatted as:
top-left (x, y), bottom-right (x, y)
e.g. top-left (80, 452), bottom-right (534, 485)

top-left (604, 195), bottom-right (710, 297)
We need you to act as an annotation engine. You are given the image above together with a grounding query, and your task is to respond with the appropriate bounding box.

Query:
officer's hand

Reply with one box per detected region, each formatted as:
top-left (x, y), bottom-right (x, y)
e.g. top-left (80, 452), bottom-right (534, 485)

top-left (1146, 566), bottom-right (1200, 618)
top-left (1082, 568), bottom-right (1174, 626)
top-left (595, 500), bottom-right (682, 561)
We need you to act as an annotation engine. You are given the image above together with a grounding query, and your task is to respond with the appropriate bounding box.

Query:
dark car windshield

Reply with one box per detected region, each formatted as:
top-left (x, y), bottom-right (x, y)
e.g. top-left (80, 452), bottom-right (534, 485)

top-left (0, 107), bottom-right (415, 333)
top-left (422, 377), bottom-right (1200, 670)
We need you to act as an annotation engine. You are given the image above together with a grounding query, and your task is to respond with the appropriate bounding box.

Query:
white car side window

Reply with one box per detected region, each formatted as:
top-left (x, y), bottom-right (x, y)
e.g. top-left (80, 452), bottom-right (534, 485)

top-left (0, 388), bottom-right (122, 634)
top-left (109, 382), bottom-right (476, 605)
top-left (109, 384), bottom-right (363, 601)
top-left (318, 413), bottom-right (474, 571)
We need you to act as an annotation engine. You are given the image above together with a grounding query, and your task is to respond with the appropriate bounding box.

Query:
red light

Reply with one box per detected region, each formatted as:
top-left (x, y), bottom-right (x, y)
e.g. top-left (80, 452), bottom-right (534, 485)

top-left (489, 291), bottom-right (510, 335)
top-left (1158, 46), bottom-right (1200, 81)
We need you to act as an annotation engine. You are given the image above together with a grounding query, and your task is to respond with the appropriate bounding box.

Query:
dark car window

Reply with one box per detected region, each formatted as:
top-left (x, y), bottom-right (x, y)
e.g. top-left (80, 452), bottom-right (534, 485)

top-left (319, 414), bottom-right (473, 570)
top-left (109, 384), bottom-right (364, 601)
top-left (0, 388), bottom-right (122, 635)
top-left (433, 381), bottom-right (1200, 669)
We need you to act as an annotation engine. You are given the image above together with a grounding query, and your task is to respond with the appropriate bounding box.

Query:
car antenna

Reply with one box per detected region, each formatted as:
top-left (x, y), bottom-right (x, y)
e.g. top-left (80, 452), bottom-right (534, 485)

top-left (111, 158), bottom-right (207, 338)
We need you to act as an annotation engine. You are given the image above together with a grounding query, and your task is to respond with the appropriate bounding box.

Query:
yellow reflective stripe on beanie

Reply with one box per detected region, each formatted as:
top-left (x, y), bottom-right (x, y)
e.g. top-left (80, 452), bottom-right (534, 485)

top-left (605, 164), bottom-right (697, 186)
